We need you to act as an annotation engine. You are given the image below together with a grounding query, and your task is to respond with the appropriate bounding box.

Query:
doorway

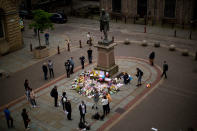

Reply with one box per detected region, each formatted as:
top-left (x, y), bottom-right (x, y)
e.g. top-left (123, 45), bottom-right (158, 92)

top-left (137, 0), bottom-right (147, 18)
top-left (112, 0), bottom-right (121, 13)
top-left (164, 0), bottom-right (176, 18)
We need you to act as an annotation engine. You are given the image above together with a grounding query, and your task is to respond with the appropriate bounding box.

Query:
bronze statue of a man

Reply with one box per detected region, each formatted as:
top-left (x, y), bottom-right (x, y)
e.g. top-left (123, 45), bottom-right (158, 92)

top-left (100, 9), bottom-right (109, 41)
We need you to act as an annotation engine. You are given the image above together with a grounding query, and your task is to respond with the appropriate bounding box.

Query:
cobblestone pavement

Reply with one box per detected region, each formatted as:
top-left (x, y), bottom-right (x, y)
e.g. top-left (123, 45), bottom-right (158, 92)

top-left (0, 57), bottom-right (161, 131)
top-left (0, 17), bottom-right (197, 131)
top-left (0, 17), bottom-right (196, 74)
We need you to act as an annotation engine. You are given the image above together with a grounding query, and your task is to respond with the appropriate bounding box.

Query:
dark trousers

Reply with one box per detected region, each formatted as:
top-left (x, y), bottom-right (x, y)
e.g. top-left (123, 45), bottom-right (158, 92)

top-left (44, 72), bottom-right (48, 80)
top-left (6, 117), bottom-right (13, 128)
top-left (71, 65), bottom-right (74, 74)
top-left (67, 112), bottom-right (72, 120)
top-left (30, 99), bottom-right (37, 106)
top-left (24, 120), bottom-right (28, 129)
top-left (88, 56), bottom-right (92, 64)
top-left (49, 69), bottom-right (54, 78)
top-left (107, 103), bottom-right (110, 113)
top-left (80, 114), bottom-right (85, 123)
top-left (161, 71), bottom-right (167, 78)
top-left (81, 62), bottom-right (84, 69)
top-left (62, 103), bottom-right (66, 110)
top-left (66, 69), bottom-right (70, 78)
top-left (103, 105), bottom-right (107, 116)
top-left (54, 97), bottom-right (58, 107)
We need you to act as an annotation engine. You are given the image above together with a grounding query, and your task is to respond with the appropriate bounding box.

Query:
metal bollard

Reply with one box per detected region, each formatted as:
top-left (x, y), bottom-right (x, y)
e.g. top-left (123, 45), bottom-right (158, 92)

top-left (125, 16), bottom-right (127, 24)
top-left (30, 43), bottom-right (32, 52)
top-left (79, 40), bottom-right (82, 48)
top-left (174, 30), bottom-right (176, 37)
top-left (67, 43), bottom-right (70, 51)
top-left (189, 31), bottom-right (192, 40)
top-left (144, 26), bottom-right (146, 33)
top-left (112, 36), bottom-right (114, 42)
top-left (195, 51), bottom-right (197, 60)
top-left (57, 45), bottom-right (60, 54)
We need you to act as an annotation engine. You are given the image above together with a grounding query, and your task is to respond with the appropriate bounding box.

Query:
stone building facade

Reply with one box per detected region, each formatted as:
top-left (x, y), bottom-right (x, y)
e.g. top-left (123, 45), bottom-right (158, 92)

top-left (0, 0), bottom-right (22, 55)
top-left (100, 0), bottom-right (197, 26)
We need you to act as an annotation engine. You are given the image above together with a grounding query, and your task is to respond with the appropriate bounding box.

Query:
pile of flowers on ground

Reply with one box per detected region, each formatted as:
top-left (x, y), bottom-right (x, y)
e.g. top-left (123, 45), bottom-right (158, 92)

top-left (71, 70), bottom-right (123, 98)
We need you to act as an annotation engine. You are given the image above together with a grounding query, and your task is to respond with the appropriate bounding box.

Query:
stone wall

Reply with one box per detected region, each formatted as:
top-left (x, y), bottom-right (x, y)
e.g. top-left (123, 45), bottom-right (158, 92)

top-left (0, 0), bottom-right (22, 55)
top-left (100, 0), bottom-right (195, 25)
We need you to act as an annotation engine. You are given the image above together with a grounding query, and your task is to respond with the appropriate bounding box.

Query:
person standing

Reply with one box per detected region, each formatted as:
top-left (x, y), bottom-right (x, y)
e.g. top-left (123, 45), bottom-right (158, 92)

top-left (86, 32), bottom-right (91, 45)
top-left (69, 57), bottom-right (74, 74)
top-left (65, 100), bottom-right (72, 120)
top-left (106, 93), bottom-right (112, 114)
top-left (48, 60), bottom-right (54, 78)
top-left (79, 55), bottom-right (85, 69)
top-left (101, 96), bottom-right (108, 117)
top-left (161, 61), bottom-right (168, 79)
top-left (136, 68), bottom-right (143, 86)
top-left (92, 90), bottom-right (99, 109)
top-left (29, 88), bottom-right (37, 108)
top-left (65, 60), bottom-right (71, 78)
top-left (45, 32), bottom-right (49, 45)
top-left (87, 48), bottom-right (93, 64)
top-left (42, 63), bottom-right (48, 80)
top-left (25, 87), bottom-right (31, 102)
top-left (79, 101), bottom-right (86, 123)
top-left (24, 79), bottom-right (30, 91)
top-left (51, 86), bottom-right (58, 107)
top-left (149, 51), bottom-right (155, 66)
top-left (61, 92), bottom-right (67, 111)
top-left (21, 108), bottom-right (30, 130)
top-left (4, 107), bottom-right (14, 128)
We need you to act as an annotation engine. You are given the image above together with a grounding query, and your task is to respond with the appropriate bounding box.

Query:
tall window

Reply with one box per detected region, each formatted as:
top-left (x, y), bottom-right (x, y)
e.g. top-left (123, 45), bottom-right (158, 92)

top-left (137, 0), bottom-right (147, 18)
top-left (112, 0), bottom-right (121, 13)
top-left (164, 0), bottom-right (176, 18)
top-left (0, 16), bottom-right (4, 38)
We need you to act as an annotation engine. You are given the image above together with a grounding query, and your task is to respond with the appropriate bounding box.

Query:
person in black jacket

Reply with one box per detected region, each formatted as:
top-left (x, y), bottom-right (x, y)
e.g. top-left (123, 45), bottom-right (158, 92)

top-left (149, 51), bottom-right (155, 66)
top-left (136, 68), bottom-right (143, 86)
top-left (24, 79), bottom-right (29, 91)
top-left (21, 108), bottom-right (30, 130)
top-left (65, 100), bottom-right (72, 120)
top-left (42, 63), bottom-right (48, 80)
top-left (161, 61), bottom-right (168, 79)
top-left (65, 60), bottom-right (71, 78)
top-left (79, 101), bottom-right (86, 123)
top-left (51, 86), bottom-right (58, 107)
top-left (123, 73), bottom-right (130, 84)
top-left (79, 56), bottom-right (85, 69)
top-left (87, 48), bottom-right (93, 64)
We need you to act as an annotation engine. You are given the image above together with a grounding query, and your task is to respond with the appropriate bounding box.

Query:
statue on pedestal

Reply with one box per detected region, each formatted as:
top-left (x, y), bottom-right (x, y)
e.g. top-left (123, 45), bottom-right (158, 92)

top-left (100, 9), bottom-right (110, 44)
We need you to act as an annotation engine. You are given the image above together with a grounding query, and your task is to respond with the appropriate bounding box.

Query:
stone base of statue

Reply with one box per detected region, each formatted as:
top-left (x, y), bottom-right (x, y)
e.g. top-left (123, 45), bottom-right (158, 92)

top-left (94, 40), bottom-right (119, 76)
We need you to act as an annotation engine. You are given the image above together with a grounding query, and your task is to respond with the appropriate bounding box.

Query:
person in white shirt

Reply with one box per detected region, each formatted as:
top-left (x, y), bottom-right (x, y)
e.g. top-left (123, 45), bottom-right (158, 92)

top-left (101, 95), bottom-right (108, 116)
top-left (86, 32), bottom-right (91, 45)
top-left (48, 60), bottom-right (54, 78)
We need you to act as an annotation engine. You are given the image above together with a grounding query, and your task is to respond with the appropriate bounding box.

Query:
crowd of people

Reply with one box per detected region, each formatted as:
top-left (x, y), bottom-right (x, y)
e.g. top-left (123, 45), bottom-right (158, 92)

top-left (3, 46), bottom-right (169, 130)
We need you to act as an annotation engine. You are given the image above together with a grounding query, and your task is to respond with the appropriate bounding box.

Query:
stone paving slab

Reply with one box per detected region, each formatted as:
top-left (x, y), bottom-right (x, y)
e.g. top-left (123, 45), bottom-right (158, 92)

top-left (0, 57), bottom-right (161, 131)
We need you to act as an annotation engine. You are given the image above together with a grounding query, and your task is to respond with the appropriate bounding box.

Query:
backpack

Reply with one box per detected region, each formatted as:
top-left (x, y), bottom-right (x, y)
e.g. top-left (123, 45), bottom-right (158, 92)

top-left (50, 89), bottom-right (54, 97)
top-left (141, 71), bottom-right (143, 76)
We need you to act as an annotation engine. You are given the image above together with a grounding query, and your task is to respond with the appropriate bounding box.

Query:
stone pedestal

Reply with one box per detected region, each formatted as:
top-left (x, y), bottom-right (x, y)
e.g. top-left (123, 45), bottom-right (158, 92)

top-left (94, 42), bottom-right (119, 76)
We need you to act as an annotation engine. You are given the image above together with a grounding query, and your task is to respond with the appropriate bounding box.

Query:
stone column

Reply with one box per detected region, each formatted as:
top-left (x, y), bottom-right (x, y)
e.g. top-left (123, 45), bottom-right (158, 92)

top-left (94, 43), bottom-right (119, 76)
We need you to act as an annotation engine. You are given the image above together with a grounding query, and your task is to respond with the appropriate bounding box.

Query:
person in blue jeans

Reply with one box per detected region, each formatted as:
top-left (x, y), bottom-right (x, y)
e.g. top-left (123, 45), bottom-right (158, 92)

top-left (4, 107), bottom-right (14, 128)
top-left (45, 33), bottom-right (49, 45)
top-left (136, 68), bottom-right (143, 86)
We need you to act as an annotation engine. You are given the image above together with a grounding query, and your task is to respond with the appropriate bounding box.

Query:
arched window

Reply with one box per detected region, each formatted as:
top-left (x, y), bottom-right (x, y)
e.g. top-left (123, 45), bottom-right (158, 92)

top-left (164, 0), bottom-right (176, 18)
